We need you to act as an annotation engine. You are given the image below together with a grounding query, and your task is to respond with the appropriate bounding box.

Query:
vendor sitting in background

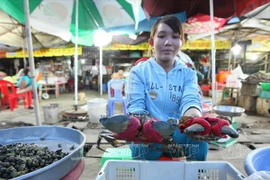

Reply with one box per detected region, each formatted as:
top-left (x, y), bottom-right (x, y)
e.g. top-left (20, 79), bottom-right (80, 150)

top-left (111, 67), bottom-right (125, 79)
top-left (16, 65), bottom-right (42, 94)
top-left (16, 68), bottom-right (33, 94)
top-left (110, 67), bottom-right (126, 96)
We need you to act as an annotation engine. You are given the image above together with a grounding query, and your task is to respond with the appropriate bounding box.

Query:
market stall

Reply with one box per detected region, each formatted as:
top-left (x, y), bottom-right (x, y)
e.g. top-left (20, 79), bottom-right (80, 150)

top-left (239, 72), bottom-right (270, 116)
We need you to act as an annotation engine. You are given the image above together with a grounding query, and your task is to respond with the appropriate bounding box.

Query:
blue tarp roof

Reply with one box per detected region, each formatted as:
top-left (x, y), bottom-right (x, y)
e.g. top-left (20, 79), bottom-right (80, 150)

top-left (105, 12), bottom-right (186, 35)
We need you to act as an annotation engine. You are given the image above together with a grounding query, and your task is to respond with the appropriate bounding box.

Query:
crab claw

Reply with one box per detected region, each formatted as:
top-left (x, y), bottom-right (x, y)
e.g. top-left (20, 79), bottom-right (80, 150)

top-left (100, 115), bottom-right (133, 134)
top-left (152, 121), bottom-right (178, 138)
top-left (100, 115), bottom-right (142, 142)
top-left (96, 131), bottom-right (123, 151)
top-left (184, 124), bottom-right (239, 139)
top-left (141, 118), bottom-right (178, 143)
top-left (221, 126), bottom-right (239, 138)
top-left (184, 124), bottom-right (205, 134)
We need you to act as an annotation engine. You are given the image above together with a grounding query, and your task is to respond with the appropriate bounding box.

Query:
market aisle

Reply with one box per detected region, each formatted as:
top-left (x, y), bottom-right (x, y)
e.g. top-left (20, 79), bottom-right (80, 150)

top-left (1, 90), bottom-right (270, 179)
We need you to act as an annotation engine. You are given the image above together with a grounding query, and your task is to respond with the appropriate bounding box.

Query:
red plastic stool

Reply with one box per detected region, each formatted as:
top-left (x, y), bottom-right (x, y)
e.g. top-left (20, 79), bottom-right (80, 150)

top-left (24, 91), bottom-right (32, 108)
top-left (16, 91), bottom-right (32, 109)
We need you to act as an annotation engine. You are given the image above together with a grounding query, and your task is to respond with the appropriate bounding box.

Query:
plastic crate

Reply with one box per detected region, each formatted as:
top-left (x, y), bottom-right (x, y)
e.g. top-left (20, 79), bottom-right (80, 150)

top-left (101, 148), bottom-right (132, 167)
top-left (260, 82), bottom-right (270, 91)
top-left (259, 90), bottom-right (270, 99)
top-left (96, 160), bottom-right (246, 180)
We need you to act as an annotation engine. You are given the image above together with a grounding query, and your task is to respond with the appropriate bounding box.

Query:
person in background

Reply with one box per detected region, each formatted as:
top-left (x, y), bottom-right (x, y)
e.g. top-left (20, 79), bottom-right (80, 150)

top-left (110, 67), bottom-right (126, 96)
top-left (111, 67), bottom-right (125, 79)
top-left (16, 64), bottom-right (41, 94)
top-left (15, 65), bottom-right (41, 109)
top-left (16, 68), bottom-right (32, 93)
top-left (126, 15), bottom-right (208, 161)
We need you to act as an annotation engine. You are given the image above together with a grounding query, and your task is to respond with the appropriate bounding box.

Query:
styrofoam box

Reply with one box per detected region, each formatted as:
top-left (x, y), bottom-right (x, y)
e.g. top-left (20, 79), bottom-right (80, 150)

top-left (226, 75), bottom-right (241, 88)
top-left (96, 160), bottom-right (245, 180)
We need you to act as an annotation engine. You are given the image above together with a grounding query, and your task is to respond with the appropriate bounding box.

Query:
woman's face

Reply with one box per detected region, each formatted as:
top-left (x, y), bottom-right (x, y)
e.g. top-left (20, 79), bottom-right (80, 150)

top-left (150, 23), bottom-right (181, 62)
top-left (118, 69), bottom-right (124, 75)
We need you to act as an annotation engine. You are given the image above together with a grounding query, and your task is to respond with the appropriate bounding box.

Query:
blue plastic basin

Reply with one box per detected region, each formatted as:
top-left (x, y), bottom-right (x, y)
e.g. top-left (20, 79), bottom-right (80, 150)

top-left (244, 147), bottom-right (270, 175)
top-left (0, 126), bottom-right (86, 180)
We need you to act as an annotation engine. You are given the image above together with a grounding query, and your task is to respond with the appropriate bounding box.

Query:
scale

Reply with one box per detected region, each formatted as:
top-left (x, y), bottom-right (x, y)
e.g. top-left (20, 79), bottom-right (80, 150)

top-left (61, 109), bottom-right (89, 122)
top-left (210, 105), bottom-right (245, 148)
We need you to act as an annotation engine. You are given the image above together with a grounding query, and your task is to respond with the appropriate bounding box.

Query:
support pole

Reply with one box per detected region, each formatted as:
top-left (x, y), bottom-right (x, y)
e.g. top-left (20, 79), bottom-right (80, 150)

top-left (24, 0), bottom-right (41, 125)
top-left (99, 46), bottom-right (103, 95)
top-left (209, 0), bottom-right (216, 105)
top-left (264, 55), bottom-right (268, 72)
top-left (268, 53), bottom-right (270, 73)
top-left (228, 50), bottom-right (232, 71)
top-left (74, 0), bottom-right (79, 111)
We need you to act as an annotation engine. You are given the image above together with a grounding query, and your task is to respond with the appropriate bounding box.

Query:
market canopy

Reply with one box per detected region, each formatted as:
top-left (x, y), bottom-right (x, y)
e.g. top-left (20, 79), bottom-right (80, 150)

top-left (0, 43), bottom-right (20, 52)
top-left (104, 11), bottom-right (186, 35)
top-left (142, 0), bottom-right (270, 18)
top-left (0, 9), bottom-right (68, 49)
top-left (1, 0), bottom-right (269, 48)
top-left (107, 1), bottom-right (270, 47)
top-left (0, 0), bottom-right (146, 47)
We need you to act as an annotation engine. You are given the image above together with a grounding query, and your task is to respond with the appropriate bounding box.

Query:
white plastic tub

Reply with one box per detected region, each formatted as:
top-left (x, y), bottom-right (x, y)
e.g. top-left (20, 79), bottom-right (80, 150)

top-left (96, 160), bottom-right (245, 180)
top-left (87, 98), bottom-right (107, 123)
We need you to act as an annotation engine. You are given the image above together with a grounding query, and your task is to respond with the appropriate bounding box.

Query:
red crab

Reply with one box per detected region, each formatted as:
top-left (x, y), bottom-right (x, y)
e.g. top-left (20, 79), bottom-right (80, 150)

top-left (99, 114), bottom-right (239, 144)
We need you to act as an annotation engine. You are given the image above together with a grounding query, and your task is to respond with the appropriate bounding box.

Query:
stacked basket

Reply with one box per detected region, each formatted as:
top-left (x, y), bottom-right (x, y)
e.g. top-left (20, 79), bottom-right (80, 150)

top-left (256, 82), bottom-right (270, 116)
top-left (259, 82), bottom-right (270, 99)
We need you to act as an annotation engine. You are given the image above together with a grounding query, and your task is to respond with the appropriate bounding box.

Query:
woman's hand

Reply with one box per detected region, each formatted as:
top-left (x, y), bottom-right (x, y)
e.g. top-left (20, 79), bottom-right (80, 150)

top-left (183, 107), bottom-right (202, 117)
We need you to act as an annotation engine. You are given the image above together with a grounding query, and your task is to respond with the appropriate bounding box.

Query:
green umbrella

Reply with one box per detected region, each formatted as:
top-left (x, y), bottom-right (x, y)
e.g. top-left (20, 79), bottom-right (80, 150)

top-left (0, 0), bottom-right (145, 126)
top-left (0, 0), bottom-right (146, 46)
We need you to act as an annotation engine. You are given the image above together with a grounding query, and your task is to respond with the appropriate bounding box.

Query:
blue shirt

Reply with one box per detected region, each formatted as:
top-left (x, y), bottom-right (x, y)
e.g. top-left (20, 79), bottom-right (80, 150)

top-left (126, 57), bottom-right (202, 121)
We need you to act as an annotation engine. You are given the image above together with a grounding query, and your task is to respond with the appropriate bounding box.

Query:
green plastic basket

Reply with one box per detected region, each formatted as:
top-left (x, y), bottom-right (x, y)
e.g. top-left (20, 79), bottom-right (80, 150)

top-left (259, 90), bottom-right (270, 99)
top-left (101, 148), bottom-right (132, 167)
top-left (260, 82), bottom-right (270, 91)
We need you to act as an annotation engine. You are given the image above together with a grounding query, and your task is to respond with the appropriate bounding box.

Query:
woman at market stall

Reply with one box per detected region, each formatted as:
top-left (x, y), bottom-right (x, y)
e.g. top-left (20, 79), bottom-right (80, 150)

top-left (126, 15), bottom-right (208, 161)
top-left (111, 67), bottom-right (125, 79)
top-left (16, 64), bottom-right (42, 94)
top-left (14, 65), bottom-right (42, 110)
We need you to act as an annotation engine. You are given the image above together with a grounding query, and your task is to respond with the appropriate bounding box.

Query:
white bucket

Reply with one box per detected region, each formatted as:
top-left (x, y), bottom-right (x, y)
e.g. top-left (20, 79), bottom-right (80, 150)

top-left (42, 104), bottom-right (61, 124)
top-left (87, 98), bottom-right (107, 123)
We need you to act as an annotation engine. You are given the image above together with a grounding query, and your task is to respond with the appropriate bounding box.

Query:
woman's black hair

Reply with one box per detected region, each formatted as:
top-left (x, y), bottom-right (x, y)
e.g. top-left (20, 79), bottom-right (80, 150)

top-left (118, 67), bottom-right (125, 71)
top-left (150, 15), bottom-right (185, 44)
top-left (23, 68), bottom-right (29, 76)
